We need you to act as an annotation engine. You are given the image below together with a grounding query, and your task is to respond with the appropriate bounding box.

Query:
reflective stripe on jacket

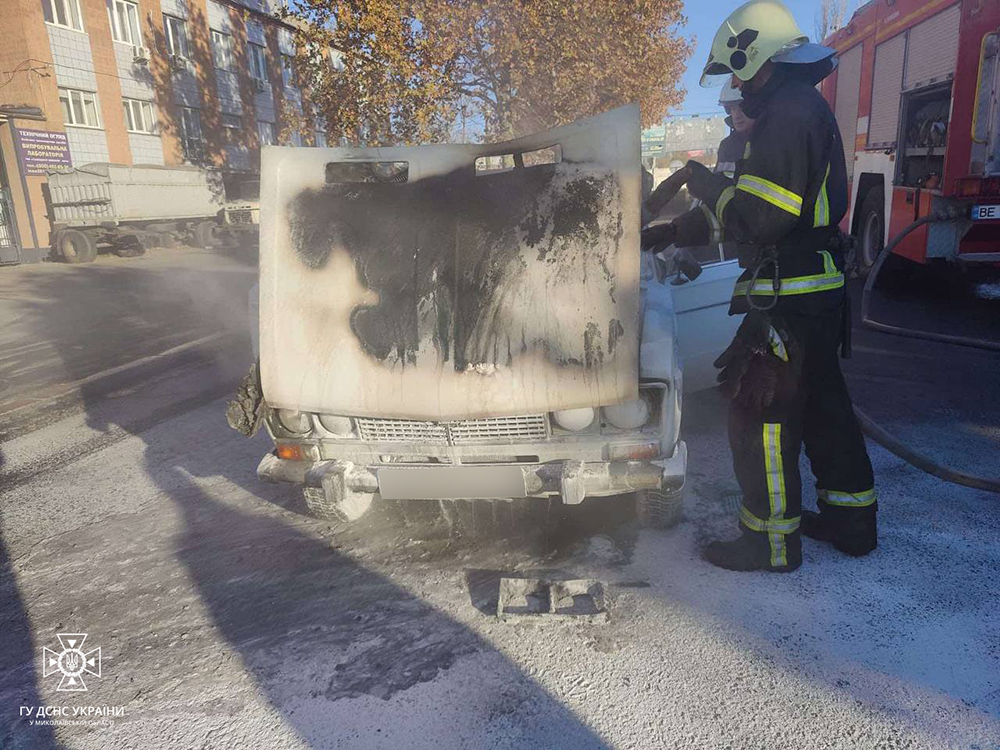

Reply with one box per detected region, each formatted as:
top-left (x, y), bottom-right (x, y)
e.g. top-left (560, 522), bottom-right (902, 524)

top-left (672, 72), bottom-right (849, 315)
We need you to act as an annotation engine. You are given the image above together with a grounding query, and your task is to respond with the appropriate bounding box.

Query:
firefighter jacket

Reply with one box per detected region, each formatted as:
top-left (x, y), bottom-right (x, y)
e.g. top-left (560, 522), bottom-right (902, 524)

top-left (715, 124), bottom-right (749, 179)
top-left (673, 69), bottom-right (848, 316)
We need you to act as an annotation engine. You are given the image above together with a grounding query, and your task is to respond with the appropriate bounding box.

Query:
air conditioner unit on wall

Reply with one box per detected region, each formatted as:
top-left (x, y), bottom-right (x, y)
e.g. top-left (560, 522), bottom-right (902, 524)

top-left (169, 55), bottom-right (188, 73)
top-left (132, 46), bottom-right (150, 65)
top-left (253, 78), bottom-right (269, 93)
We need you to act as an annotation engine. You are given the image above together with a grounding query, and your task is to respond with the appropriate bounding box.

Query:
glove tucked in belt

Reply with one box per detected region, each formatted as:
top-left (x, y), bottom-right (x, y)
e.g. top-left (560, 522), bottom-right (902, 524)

top-left (713, 312), bottom-right (796, 411)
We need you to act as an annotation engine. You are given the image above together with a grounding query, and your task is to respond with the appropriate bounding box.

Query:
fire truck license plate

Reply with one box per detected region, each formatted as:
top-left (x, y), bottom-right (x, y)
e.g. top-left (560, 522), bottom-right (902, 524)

top-left (971, 204), bottom-right (1000, 220)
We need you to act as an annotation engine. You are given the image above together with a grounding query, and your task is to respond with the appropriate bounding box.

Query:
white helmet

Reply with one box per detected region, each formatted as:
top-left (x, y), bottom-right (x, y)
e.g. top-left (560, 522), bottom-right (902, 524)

top-left (718, 79), bottom-right (743, 104)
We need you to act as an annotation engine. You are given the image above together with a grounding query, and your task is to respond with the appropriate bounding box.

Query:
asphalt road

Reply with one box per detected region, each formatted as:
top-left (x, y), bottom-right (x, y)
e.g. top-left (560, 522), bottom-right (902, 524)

top-left (1, 248), bottom-right (999, 749)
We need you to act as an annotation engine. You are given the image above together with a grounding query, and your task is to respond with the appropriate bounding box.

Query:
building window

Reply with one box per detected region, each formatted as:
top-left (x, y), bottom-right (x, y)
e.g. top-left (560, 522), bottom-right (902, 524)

top-left (42, 0), bottom-right (84, 31)
top-left (222, 113), bottom-right (242, 142)
top-left (109, 0), bottom-right (141, 45)
top-left (281, 54), bottom-right (296, 88)
top-left (59, 87), bottom-right (101, 128)
top-left (257, 121), bottom-right (275, 146)
top-left (210, 29), bottom-right (234, 71)
top-left (179, 107), bottom-right (204, 162)
top-left (163, 15), bottom-right (189, 59)
top-left (122, 98), bottom-right (155, 134)
top-left (248, 43), bottom-right (269, 84)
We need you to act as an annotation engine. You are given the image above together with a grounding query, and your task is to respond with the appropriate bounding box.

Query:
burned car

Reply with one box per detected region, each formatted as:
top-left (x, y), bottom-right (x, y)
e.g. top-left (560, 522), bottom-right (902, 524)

top-left (236, 106), bottom-right (740, 530)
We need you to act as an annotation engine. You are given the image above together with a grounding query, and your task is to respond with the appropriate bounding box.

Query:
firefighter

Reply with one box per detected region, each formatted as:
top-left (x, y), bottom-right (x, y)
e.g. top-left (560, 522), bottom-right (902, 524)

top-left (643, 80), bottom-right (753, 225)
top-left (715, 79), bottom-right (754, 180)
top-left (641, 0), bottom-right (877, 572)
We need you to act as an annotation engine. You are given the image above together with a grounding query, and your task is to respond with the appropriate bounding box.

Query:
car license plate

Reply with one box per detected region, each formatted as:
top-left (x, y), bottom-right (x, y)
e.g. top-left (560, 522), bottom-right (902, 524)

top-left (377, 466), bottom-right (527, 500)
top-left (971, 204), bottom-right (1000, 220)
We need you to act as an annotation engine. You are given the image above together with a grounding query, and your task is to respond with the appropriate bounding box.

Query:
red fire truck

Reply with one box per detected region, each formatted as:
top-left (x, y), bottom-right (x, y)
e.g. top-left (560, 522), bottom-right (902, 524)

top-left (821, 0), bottom-right (1000, 275)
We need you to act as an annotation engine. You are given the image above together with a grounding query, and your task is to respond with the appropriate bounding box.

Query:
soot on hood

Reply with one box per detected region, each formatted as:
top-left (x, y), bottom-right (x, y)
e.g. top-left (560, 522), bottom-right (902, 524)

top-left (286, 161), bottom-right (624, 372)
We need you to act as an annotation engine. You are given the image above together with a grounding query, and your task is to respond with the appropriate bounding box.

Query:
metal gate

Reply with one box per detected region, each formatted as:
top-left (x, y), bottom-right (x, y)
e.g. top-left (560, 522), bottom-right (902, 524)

top-left (0, 187), bottom-right (20, 264)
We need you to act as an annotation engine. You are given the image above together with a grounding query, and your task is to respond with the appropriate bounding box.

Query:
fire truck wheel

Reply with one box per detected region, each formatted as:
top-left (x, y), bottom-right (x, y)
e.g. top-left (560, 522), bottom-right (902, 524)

top-left (56, 229), bottom-right (98, 264)
top-left (856, 187), bottom-right (885, 276)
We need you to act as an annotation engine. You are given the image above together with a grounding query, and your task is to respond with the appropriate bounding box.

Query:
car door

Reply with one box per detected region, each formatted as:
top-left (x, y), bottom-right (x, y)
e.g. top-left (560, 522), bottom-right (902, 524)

top-left (669, 244), bottom-right (743, 392)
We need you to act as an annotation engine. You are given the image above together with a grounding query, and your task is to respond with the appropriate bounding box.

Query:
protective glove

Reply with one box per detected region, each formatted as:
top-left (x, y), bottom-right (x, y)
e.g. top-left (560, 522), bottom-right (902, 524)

top-left (713, 313), bottom-right (793, 411)
top-left (643, 165), bottom-right (691, 217)
top-left (685, 160), bottom-right (716, 203)
top-left (640, 222), bottom-right (677, 252)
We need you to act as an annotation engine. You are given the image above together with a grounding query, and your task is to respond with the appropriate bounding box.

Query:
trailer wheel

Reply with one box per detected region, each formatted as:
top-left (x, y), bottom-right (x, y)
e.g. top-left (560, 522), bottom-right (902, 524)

top-left (195, 220), bottom-right (217, 249)
top-left (159, 232), bottom-right (180, 249)
top-left (56, 229), bottom-right (98, 264)
top-left (112, 234), bottom-right (146, 258)
top-left (855, 187), bottom-right (885, 276)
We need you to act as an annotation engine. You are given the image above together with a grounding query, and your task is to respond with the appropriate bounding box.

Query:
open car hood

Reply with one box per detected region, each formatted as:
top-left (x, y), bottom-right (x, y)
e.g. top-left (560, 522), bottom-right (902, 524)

top-left (259, 105), bottom-right (641, 420)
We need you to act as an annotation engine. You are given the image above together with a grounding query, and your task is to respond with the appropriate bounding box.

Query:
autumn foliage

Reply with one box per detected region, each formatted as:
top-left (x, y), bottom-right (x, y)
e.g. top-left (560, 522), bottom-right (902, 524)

top-left (283, 0), bottom-right (690, 146)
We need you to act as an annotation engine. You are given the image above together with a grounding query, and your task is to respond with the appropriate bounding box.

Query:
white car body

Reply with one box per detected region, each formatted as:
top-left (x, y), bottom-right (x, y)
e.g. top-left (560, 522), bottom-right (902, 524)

top-left (250, 106), bottom-right (742, 517)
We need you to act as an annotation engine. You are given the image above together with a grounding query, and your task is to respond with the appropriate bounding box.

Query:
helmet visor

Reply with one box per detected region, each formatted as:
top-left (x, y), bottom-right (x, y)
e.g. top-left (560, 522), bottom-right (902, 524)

top-left (700, 59), bottom-right (734, 88)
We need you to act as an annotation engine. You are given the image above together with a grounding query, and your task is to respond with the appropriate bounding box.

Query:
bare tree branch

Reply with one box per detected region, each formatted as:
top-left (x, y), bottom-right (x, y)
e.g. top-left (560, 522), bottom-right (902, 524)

top-left (815, 0), bottom-right (854, 42)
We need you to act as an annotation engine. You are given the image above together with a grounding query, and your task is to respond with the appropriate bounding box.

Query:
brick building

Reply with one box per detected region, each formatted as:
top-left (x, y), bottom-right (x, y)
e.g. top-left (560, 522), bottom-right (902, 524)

top-left (0, 0), bottom-right (326, 263)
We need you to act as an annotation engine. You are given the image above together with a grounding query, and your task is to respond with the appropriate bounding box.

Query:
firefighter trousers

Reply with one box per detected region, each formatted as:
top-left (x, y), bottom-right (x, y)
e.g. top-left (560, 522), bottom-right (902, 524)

top-left (728, 307), bottom-right (876, 567)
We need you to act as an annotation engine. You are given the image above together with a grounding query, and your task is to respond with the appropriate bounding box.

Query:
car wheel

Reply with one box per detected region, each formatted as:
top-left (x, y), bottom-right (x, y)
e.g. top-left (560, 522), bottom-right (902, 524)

top-left (636, 488), bottom-right (684, 529)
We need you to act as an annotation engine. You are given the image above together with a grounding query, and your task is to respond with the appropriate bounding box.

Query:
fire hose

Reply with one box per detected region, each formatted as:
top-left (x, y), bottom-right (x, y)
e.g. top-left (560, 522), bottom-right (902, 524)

top-left (856, 209), bottom-right (1000, 493)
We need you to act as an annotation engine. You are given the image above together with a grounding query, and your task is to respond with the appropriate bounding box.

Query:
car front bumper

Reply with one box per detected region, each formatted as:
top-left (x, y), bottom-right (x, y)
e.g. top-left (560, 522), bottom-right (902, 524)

top-left (257, 440), bottom-right (686, 506)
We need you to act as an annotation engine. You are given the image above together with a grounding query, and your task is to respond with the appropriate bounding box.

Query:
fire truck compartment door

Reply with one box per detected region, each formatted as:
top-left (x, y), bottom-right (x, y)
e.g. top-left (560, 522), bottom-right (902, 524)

top-left (258, 105), bottom-right (641, 420)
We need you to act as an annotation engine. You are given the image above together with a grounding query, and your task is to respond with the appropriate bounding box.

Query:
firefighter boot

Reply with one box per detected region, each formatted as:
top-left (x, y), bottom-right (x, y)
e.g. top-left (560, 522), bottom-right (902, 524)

top-left (801, 501), bottom-right (877, 557)
top-left (703, 528), bottom-right (801, 573)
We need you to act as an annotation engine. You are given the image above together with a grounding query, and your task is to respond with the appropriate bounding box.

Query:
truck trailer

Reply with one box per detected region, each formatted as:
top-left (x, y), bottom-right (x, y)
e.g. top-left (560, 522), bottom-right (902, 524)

top-left (47, 163), bottom-right (258, 262)
top-left (821, 0), bottom-right (1000, 276)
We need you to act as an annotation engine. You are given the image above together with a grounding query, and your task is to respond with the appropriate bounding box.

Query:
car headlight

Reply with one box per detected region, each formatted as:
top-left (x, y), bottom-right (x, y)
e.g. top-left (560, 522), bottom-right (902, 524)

top-left (317, 414), bottom-right (354, 436)
top-left (603, 393), bottom-right (653, 430)
top-left (276, 408), bottom-right (311, 434)
top-left (552, 407), bottom-right (595, 431)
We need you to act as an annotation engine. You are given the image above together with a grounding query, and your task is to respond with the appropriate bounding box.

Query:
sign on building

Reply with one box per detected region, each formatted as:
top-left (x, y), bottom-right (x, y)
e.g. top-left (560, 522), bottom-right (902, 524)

top-left (641, 124), bottom-right (666, 157)
top-left (14, 128), bottom-right (72, 174)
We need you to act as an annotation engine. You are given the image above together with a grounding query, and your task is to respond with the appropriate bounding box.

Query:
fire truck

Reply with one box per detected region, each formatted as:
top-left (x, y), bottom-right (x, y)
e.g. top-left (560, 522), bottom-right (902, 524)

top-left (821, 0), bottom-right (1000, 275)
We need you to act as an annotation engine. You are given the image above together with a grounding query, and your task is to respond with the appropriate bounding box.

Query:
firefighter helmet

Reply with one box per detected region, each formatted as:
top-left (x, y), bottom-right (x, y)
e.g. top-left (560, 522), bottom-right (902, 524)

top-left (718, 79), bottom-right (743, 104)
top-left (700, 0), bottom-right (835, 86)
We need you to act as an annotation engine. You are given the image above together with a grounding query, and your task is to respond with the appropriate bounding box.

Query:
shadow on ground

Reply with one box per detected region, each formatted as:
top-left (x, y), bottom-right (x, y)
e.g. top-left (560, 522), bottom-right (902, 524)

top-left (2, 258), bottom-right (614, 747)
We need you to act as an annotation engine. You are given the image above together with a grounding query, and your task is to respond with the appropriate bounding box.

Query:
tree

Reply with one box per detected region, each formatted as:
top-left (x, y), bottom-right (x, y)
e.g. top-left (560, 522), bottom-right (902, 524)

top-left (284, 0), bottom-right (690, 146)
top-left (815, 0), bottom-right (853, 43)
top-left (282, 1), bottom-right (458, 147)
top-left (417, 0), bottom-right (690, 139)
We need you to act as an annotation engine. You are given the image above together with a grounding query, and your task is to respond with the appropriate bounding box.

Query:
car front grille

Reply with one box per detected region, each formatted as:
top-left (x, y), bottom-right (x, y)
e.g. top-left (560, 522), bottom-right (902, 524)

top-left (356, 414), bottom-right (548, 445)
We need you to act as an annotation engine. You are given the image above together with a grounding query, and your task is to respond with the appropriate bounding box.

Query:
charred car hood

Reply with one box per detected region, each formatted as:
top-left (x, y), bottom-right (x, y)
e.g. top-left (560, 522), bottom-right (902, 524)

top-left (259, 105), bottom-right (641, 420)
